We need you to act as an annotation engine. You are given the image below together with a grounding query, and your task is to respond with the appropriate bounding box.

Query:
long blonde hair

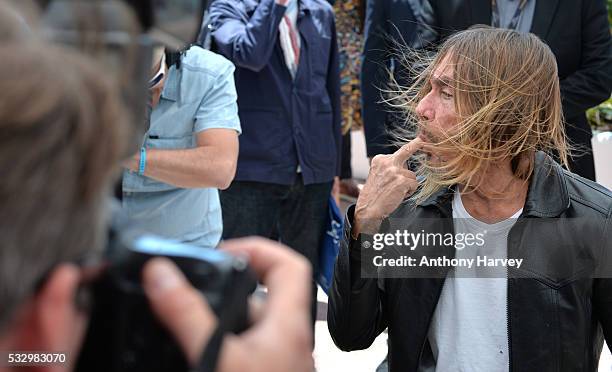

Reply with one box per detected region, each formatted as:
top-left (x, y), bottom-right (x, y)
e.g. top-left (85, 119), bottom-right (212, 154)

top-left (391, 26), bottom-right (569, 203)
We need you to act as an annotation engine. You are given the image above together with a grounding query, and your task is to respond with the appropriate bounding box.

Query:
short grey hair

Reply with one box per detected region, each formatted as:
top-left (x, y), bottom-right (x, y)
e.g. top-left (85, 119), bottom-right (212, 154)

top-left (0, 0), bottom-right (36, 42)
top-left (0, 42), bottom-right (129, 332)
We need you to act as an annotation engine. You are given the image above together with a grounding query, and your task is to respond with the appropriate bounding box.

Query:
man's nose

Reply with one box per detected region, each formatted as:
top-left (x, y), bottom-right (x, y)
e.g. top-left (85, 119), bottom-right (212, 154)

top-left (415, 95), bottom-right (433, 122)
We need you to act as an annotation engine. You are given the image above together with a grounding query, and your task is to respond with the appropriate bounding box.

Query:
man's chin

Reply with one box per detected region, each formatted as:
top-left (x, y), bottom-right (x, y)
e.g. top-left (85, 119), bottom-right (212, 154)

top-left (425, 152), bottom-right (440, 163)
top-left (423, 152), bottom-right (450, 168)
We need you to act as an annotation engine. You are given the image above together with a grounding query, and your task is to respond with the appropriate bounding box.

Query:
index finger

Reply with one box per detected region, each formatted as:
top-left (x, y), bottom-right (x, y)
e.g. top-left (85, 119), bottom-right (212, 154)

top-left (393, 137), bottom-right (424, 166)
top-left (219, 237), bottom-right (311, 314)
top-left (142, 258), bottom-right (216, 365)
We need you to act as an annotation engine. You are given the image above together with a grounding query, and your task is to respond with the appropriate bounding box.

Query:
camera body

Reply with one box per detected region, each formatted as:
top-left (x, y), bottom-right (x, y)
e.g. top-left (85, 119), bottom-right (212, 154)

top-left (76, 226), bottom-right (256, 372)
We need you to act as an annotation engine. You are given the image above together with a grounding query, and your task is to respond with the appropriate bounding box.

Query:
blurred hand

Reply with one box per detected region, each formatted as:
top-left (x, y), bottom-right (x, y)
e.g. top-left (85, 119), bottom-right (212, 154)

top-left (142, 257), bottom-right (216, 364)
top-left (354, 138), bottom-right (423, 235)
top-left (122, 152), bottom-right (140, 173)
top-left (275, 0), bottom-right (289, 5)
top-left (142, 237), bottom-right (314, 372)
top-left (217, 237), bottom-right (314, 372)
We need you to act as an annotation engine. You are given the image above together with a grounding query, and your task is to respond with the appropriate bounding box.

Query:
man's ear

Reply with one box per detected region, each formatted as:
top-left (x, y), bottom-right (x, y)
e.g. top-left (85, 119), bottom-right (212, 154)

top-left (0, 264), bottom-right (86, 371)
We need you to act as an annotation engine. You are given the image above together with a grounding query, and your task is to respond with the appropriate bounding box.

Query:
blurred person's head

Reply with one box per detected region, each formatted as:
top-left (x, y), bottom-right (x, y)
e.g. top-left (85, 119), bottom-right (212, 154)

top-left (396, 26), bottom-right (568, 202)
top-left (0, 0), bottom-right (34, 41)
top-left (0, 43), bottom-right (128, 371)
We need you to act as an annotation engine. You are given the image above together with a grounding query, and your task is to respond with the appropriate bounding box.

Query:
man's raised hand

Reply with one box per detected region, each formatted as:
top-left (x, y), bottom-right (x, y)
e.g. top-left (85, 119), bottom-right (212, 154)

top-left (354, 138), bottom-right (424, 236)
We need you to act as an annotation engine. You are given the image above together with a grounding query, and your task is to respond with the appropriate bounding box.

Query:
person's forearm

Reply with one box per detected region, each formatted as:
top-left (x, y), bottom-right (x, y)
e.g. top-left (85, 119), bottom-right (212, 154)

top-left (327, 25), bottom-right (342, 178)
top-left (361, 0), bottom-right (396, 158)
top-left (560, 67), bottom-right (612, 119)
top-left (559, 0), bottom-right (612, 118)
top-left (413, 0), bottom-right (439, 49)
top-left (125, 147), bottom-right (236, 189)
top-left (210, 0), bottom-right (287, 71)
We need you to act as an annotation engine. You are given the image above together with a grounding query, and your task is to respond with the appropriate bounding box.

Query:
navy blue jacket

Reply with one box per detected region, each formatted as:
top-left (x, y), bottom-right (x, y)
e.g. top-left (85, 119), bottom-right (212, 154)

top-left (209, 0), bottom-right (342, 185)
top-left (361, 0), bottom-right (418, 157)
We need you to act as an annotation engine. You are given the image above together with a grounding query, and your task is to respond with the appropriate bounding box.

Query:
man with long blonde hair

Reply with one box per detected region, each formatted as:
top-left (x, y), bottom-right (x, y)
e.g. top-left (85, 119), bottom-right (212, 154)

top-left (414, 0), bottom-right (612, 182)
top-left (328, 27), bottom-right (612, 371)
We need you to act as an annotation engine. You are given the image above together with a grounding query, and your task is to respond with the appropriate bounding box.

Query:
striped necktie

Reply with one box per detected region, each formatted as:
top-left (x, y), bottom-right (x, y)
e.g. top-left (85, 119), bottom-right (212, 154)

top-left (279, 0), bottom-right (301, 79)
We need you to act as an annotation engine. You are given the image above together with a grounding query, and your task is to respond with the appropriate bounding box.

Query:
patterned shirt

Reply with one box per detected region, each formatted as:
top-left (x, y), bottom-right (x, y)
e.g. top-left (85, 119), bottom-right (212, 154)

top-left (334, 0), bottom-right (365, 133)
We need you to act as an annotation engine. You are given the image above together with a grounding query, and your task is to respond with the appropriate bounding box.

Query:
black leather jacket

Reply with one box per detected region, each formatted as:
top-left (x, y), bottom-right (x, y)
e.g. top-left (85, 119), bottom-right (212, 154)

top-left (328, 152), bottom-right (612, 372)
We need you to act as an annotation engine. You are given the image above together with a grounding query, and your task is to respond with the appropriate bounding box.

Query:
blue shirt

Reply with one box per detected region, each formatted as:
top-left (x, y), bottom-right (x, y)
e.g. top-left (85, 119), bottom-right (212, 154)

top-left (122, 47), bottom-right (241, 248)
top-left (209, 0), bottom-right (341, 186)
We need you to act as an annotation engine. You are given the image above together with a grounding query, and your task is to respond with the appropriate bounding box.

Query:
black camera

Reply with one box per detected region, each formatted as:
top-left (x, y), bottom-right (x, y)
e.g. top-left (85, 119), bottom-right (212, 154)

top-left (76, 220), bottom-right (256, 372)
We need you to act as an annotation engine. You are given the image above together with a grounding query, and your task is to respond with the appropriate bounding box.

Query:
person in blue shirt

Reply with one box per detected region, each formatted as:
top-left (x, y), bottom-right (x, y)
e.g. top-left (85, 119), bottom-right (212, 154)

top-left (122, 45), bottom-right (241, 249)
top-left (209, 0), bottom-right (342, 329)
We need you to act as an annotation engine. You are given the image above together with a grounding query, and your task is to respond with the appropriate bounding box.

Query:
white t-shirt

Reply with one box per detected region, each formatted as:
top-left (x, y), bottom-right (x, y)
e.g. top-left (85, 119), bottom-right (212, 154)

top-left (427, 190), bottom-right (522, 372)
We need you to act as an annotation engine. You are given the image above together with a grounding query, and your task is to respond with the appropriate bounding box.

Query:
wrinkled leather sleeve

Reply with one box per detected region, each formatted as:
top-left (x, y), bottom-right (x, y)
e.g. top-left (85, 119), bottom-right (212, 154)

top-left (327, 204), bottom-right (388, 351)
top-left (593, 211), bottom-right (612, 353)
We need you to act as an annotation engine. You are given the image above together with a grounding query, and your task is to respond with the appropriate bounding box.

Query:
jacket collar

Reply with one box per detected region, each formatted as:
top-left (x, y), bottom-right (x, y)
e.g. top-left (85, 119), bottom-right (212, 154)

top-left (298, 0), bottom-right (316, 12)
top-left (160, 64), bottom-right (179, 102)
top-left (521, 151), bottom-right (570, 217)
top-left (420, 151), bottom-right (571, 218)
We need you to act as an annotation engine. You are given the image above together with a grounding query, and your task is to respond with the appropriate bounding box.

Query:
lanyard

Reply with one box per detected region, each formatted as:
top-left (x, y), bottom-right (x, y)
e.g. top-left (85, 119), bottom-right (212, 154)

top-left (491, 0), bottom-right (529, 30)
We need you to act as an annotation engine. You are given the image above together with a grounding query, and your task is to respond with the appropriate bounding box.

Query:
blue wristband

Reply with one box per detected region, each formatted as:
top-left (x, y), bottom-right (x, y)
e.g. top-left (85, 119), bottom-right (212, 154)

top-left (138, 147), bottom-right (147, 175)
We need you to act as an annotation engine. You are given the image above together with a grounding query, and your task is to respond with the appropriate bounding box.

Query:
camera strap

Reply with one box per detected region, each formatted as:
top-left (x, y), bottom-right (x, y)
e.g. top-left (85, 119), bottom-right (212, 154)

top-left (195, 325), bottom-right (224, 372)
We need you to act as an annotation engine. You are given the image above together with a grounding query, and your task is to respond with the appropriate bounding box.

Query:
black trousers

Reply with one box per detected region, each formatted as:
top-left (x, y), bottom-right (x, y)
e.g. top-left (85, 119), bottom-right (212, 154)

top-left (220, 176), bottom-right (333, 333)
top-left (341, 131), bottom-right (353, 179)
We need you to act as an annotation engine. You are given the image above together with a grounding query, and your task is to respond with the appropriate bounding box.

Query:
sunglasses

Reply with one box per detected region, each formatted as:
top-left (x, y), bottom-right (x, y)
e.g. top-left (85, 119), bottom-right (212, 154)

top-left (148, 53), bottom-right (166, 89)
